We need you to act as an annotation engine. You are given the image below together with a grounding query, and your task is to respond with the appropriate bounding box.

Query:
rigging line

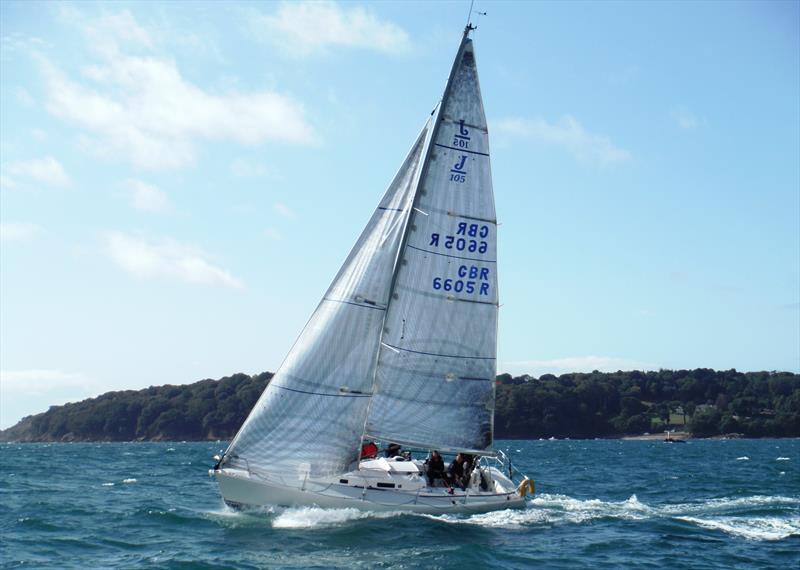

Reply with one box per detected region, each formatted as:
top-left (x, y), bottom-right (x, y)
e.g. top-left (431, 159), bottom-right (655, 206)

top-left (466, 0), bottom-right (475, 28)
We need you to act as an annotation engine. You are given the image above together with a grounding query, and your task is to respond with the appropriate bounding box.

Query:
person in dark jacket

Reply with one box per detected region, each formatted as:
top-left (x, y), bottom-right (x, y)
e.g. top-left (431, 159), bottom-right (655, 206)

top-left (447, 453), bottom-right (469, 490)
top-left (425, 450), bottom-right (445, 487)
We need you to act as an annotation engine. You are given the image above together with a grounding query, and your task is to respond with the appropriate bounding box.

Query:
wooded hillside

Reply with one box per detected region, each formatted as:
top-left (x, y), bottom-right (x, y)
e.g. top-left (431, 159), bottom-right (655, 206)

top-left (1, 369), bottom-right (797, 442)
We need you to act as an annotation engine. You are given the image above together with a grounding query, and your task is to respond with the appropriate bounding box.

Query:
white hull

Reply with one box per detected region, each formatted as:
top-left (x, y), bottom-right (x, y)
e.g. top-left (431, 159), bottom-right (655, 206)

top-left (214, 466), bottom-right (526, 515)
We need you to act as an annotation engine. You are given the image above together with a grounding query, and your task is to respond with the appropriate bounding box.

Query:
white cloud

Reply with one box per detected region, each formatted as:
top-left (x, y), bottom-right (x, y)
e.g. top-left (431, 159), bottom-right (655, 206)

top-left (264, 227), bottom-right (283, 241)
top-left (0, 369), bottom-right (93, 396)
top-left (251, 1), bottom-right (411, 55)
top-left (274, 202), bottom-right (296, 219)
top-left (0, 222), bottom-right (43, 242)
top-left (0, 32), bottom-right (46, 60)
top-left (15, 86), bottom-right (35, 107)
top-left (126, 178), bottom-right (168, 212)
top-left (104, 232), bottom-right (244, 289)
top-left (0, 175), bottom-right (18, 190)
top-left (493, 115), bottom-right (632, 166)
top-left (502, 356), bottom-right (658, 377)
top-left (81, 9), bottom-right (154, 55)
top-left (37, 11), bottom-right (317, 170)
top-left (231, 158), bottom-right (268, 178)
top-left (6, 156), bottom-right (70, 187)
top-left (0, 369), bottom-right (98, 429)
top-left (671, 107), bottom-right (705, 130)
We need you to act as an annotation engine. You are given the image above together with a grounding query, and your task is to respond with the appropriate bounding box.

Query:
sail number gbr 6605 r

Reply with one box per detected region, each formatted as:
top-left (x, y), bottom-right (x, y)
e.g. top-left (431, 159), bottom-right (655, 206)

top-left (432, 265), bottom-right (491, 296)
top-left (428, 222), bottom-right (490, 254)
top-left (426, 221), bottom-right (492, 296)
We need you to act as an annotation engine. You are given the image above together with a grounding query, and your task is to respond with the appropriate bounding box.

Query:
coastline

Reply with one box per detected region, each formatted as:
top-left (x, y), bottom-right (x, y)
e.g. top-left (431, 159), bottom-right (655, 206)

top-left (5, 433), bottom-right (797, 444)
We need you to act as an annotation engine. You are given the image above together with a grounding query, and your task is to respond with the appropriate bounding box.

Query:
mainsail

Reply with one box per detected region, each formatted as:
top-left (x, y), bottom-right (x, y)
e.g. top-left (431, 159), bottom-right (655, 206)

top-left (224, 30), bottom-right (497, 480)
top-left (364, 36), bottom-right (497, 453)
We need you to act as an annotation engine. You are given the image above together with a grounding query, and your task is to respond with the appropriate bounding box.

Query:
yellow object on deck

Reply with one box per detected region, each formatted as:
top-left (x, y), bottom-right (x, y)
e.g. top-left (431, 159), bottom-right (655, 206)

top-left (517, 477), bottom-right (535, 497)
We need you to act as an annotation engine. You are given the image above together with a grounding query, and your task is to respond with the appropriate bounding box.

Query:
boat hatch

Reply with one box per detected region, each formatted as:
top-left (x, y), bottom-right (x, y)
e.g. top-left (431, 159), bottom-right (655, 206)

top-left (359, 457), bottom-right (420, 473)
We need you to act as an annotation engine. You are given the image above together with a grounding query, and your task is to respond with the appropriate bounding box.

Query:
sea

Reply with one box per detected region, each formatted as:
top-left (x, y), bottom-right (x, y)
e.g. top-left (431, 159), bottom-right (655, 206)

top-left (1, 439), bottom-right (798, 569)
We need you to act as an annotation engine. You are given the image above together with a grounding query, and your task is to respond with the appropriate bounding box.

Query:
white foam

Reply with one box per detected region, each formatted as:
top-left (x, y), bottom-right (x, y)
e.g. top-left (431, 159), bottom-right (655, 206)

top-left (776, 457), bottom-right (790, 461)
top-left (534, 493), bottom-right (653, 523)
top-left (122, 478), bottom-right (137, 484)
top-left (271, 507), bottom-right (401, 529)
top-left (252, 493), bottom-right (800, 537)
top-left (441, 493), bottom-right (800, 534)
top-left (736, 456), bottom-right (749, 461)
top-left (659, 495), bottom-right (800, 515)
top-left (206, 505), bottom-right (250, 518)
top-left (424, 507), bottom-right (549, 529)
top-left (199, 503), bottom-right (279, 529)
top-left (422, 494), bottom-right (654, 529)
top-left (677, 516), bottom-right (800, 541)
top-left (101, 482), bottom-right (114, 487)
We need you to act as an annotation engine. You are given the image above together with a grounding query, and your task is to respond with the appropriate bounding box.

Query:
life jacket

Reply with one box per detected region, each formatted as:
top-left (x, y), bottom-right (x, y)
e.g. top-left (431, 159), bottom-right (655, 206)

top-left (360, 442), bottom-right (378, 459)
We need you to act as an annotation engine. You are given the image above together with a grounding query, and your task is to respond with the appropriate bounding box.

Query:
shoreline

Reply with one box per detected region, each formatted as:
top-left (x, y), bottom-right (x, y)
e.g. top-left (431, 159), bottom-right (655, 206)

top-left (4, 434), bottom-right (797, 444)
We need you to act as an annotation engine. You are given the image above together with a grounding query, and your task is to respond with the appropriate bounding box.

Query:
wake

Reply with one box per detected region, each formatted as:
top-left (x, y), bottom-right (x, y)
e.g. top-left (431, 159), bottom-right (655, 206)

top-left (426, 493), bottom-right (800, 540)
top-left (200, 494), bottom-right (800, 541)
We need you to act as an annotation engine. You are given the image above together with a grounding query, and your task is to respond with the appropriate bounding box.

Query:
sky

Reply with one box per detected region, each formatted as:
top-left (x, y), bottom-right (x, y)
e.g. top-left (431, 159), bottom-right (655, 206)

top-left (1, 1), bottom-right (798, 428)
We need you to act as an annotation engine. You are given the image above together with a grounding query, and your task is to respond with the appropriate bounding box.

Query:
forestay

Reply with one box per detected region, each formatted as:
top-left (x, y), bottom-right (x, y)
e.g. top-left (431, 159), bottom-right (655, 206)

top-left (224, 120), bottom-right (433, 480)
top-left (365, 37), bottom-right (498, 453)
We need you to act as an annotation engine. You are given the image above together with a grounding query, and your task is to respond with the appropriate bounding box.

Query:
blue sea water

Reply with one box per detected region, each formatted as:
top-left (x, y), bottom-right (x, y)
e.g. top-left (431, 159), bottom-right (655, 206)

top-left (1, 439), bottom-right (798, 569)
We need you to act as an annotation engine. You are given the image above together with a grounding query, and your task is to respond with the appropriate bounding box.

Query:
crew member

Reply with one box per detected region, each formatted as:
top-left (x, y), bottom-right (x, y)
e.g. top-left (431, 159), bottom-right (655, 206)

top-left (447, 453), bottom-right (469, 490)
top-left (425, 450), bottom-right (445, 487)
top-left (360, 441), bottom-right (378, 459)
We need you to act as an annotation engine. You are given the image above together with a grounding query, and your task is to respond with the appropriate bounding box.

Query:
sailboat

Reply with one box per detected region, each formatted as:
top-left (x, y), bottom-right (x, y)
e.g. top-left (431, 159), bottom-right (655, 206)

top-left (212, 25), bottom-right (531, 514)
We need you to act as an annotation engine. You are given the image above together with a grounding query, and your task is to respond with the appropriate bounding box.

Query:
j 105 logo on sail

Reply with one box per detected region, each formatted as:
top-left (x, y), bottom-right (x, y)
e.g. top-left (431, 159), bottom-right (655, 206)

top-left (449, 120), bottom-right (470, 184)
top-left (450, 154), bottom-right (468, 184)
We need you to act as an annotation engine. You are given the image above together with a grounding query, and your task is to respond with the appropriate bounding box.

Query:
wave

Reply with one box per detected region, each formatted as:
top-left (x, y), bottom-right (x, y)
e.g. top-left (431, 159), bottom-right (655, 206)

top-left (676, 516), bottom-right (800, 541)
top-left (198, 493), bottom-right (800, 540)
top-left (194, 503), bottom-right (403, 530)
top-left (421, 493), bottom-right (800, 540)
top-left (272, 507), bottom-right (401, 529)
